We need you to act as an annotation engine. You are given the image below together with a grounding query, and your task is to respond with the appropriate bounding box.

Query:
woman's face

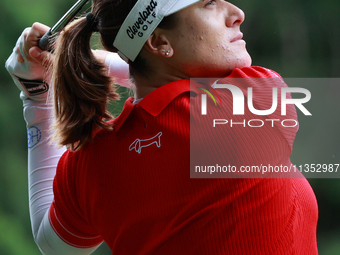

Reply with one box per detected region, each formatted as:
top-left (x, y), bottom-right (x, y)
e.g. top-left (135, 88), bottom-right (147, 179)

top-left (166, 0), bottom-right (252, 78)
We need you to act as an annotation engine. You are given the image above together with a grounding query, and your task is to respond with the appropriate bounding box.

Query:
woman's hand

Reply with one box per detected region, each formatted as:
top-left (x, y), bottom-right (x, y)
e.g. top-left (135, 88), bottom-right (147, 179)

top-left (17, 22), bottom-right (54, 80)
top-left (5, 23), bottom-right (54, 101)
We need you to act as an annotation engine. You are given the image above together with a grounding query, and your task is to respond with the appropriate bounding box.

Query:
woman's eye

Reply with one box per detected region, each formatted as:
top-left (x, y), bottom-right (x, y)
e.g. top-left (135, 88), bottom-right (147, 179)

top-left (205, 0), bottom-right (216, 6)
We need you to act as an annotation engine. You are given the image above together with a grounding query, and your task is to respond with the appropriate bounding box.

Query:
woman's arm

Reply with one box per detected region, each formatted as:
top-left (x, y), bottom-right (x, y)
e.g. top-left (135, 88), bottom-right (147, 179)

top-left (100, 50), bottom-right (131, 88)
top-left (6, 24), bottom-right (102, 254)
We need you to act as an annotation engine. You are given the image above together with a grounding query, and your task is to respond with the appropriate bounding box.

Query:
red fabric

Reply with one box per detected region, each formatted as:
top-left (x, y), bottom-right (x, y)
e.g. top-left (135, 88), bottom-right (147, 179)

top-left (190, 66), bottom-right (299, 179)
top-left (50, 66), bottom-right (318, 254)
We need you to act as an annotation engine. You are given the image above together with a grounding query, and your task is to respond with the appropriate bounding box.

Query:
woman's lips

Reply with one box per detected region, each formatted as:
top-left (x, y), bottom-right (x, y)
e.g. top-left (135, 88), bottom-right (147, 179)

top-left (231, 33), bottom-right (244, 43)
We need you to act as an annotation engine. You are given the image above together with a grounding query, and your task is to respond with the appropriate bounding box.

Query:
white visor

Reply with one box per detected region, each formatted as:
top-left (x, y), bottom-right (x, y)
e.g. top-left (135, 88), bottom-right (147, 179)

top-left (113, 0), bottom-right (201, 62)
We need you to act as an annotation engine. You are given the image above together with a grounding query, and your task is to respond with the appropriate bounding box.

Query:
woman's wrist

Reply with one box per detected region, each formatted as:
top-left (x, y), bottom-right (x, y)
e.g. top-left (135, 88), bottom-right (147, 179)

top-left (6, 28), bottom-right (50, 102)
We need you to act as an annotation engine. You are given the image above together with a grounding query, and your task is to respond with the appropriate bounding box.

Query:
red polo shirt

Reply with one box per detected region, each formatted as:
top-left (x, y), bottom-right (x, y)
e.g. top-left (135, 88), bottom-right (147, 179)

top-left (49, 66), bottom-right (318, 254)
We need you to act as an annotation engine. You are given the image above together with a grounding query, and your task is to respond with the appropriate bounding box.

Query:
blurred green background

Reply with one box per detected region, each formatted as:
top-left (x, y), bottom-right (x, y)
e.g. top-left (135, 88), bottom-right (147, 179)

top-left (0, 0), bottom-right (339, 254)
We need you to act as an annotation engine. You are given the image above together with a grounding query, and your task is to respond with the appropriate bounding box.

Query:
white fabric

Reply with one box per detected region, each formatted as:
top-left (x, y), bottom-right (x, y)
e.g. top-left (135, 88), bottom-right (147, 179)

top-left (6, 29), bottom-right (103, 254)
top-left (36, 211), bottom-right (101, 255)
top-left (23, 99), bottom-right (102, 255)
top-left (113, 0), bottom-right (200, 61)
top-left (105, 52), bottom-right (131, 88)
top-left (5, 29), bottom-right (131, 100)
top-left (5, 28), bottom-right (51, 101)
top-left (6, 28), bottom-right (134, 255)
top-left (133, 98), bottom-right (143, 104)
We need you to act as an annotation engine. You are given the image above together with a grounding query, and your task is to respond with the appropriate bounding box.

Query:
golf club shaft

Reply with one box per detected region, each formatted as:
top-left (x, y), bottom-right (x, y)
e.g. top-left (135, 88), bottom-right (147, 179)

top-left (38, 0), bottom-right (89, 50)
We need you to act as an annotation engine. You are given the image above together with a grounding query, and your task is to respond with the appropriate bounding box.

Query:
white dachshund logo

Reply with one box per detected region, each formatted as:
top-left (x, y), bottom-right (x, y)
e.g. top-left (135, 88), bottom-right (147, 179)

top-left (129, 132), bottom-right (163, 154)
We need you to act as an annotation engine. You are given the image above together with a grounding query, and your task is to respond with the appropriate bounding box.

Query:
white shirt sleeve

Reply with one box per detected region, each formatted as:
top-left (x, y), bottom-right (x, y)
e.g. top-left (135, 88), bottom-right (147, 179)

top-left (24, 99), bottom-right (102, 255)
top-left (105, 52), bottom-right (132, 88)
top-left (6, 29), bottom-right (104, 253)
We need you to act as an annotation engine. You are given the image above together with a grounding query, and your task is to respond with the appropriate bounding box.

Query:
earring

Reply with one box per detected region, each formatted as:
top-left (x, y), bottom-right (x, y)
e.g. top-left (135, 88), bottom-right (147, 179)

top-left (161, 49), bottom-right (170, 56)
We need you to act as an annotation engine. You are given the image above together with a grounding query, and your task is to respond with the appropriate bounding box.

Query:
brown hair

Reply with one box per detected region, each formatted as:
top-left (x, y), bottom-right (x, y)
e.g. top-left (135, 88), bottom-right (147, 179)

top-left (51, 0), bottom-right (178, 150)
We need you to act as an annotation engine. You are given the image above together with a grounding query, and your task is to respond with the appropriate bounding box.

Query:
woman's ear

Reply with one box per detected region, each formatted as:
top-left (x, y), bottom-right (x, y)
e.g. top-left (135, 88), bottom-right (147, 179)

top-left (144, 31), bottom-right (173, 58)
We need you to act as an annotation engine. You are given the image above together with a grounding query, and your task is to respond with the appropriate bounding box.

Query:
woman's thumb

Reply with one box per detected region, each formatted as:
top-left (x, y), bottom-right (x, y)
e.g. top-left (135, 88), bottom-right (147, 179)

top-left (29, 46), bottom-right (53, 68)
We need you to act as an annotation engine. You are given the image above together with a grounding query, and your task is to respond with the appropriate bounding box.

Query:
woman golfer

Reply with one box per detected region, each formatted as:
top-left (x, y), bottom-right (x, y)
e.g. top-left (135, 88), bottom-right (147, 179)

top-left (6, 0), bottom-right (318, 254)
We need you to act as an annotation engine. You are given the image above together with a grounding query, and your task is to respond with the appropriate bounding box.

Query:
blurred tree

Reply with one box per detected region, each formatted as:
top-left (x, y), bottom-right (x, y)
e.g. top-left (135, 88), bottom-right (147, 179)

top-left (0, 0), bottom-right (339, 254)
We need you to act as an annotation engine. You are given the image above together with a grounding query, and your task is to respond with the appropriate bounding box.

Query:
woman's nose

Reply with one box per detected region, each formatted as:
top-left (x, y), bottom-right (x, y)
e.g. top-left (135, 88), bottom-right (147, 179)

top-left (224, 2), bottom-right (245, 27)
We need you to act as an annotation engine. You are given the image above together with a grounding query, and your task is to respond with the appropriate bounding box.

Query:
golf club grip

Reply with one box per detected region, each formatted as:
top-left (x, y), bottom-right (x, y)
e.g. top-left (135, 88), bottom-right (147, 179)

top-left (38, 30), bottom-right (53, 51)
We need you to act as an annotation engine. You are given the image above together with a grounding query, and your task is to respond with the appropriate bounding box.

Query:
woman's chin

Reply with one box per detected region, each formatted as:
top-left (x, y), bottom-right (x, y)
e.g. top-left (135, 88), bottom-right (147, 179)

top-left (236, 53), bottom-right (252, 69)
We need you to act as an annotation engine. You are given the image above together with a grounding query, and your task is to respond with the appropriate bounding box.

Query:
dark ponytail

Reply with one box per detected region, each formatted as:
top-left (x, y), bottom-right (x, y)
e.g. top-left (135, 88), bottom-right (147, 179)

top-left (51, 16), bottom-right (119, 151)
top-left (50, 0), bottom-right (178, 150)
